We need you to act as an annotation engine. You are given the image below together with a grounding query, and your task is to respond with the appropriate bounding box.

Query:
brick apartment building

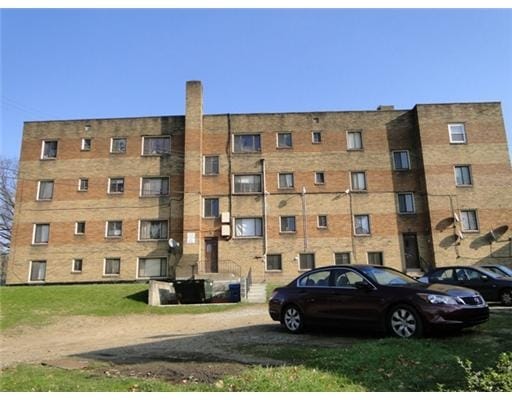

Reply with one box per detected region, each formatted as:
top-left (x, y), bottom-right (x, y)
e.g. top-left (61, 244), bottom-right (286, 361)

top-left (6, 81), bottom-right (512, 285)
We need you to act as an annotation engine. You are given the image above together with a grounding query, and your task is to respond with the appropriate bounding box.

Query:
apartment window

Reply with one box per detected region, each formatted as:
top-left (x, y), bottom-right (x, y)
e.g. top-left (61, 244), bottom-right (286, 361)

top-left (448, 123), bottom-right (467, 144)
top-left (140, 220), bottom-right (168, 240)
top-left (72, 259), bottom-right (83, 273)
top-left (37, 180), bottom-right (54, 200)
top-left (233, 134), bottom-right (261, 153)
top-left (315, 172), bottom-right (325, 184)
top-left (392, 150), bottom-right (410, 170)
top-left (317, 215), bottom-right (328, 229)
top-left (455, 165), bottom-right (472, 186)
top-left (312, 131), bottom-right (322, 144)
top-left (41, 140), bottom-right (58, 159)
top-left (138, 258), bottom-right (167, 278)
top-left (397, 192), bottom-right (415, 214)
top-left (234, 174), bottom-right (262, 193)
top-left (278, 173), bottom-right (294, 189)
top-left (235, 218), bottom-right (263, 237)
top-left (266, 254), bottom-right (282, 271)
top-left (334, 252), bottom-right (351, 264)
top-left (141, 177), bottom-right (169, 196)
top-left (350, 171), bottom-right (367, 191)
top-left (142, 136), bottom-right (171, 155)
top-left (460, 210), bottom-right (479, 232)
top-left (204, 198), bottom-right (219, 218)
top-left (104, 258), bottom-right (120, 275)
top-left (30, 260), bottom-right (46, 282)
top-left (368, 252), bottom-right (384, 265)
top-left (108, 178), bottom-right (124, 194)
top-left (354, 215), bottom-right (370, 235)
top-left (347, 131), bottom-right (363, 150)
top-left (299, 253), bottom-right (315, 270)
top-left (106, 221), bottom-right (123, 238)
top-left (81, 138), bottom-right (92, 151)
top-left (111, 137), bottom-right (127, 153)
top-left (277, 132), bottom-right (292, 148)
top-left (75, 221), bottom-right (86, 235)
top-left (204, 156), bottom-right (219, 175)
top-left (33, 224), bottom-right (49, 244)
top-left (280, 216), bottom-right (296, 233)
top-left (78, 178), bottom-right (89, 191)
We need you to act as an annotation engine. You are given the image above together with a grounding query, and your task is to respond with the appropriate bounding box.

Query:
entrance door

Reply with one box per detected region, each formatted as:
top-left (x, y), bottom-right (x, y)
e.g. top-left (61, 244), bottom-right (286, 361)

top-left (205, 238), bottom-right (218, 273)
top-left (403, 233), bottom-right (420, 270)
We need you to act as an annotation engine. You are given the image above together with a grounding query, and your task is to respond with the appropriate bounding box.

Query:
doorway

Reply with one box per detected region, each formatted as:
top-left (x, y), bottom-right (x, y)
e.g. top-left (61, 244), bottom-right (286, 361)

top-left (204, 238), bottom-right (218, 273)
top-left (403, 233), bottom-right (420, 270)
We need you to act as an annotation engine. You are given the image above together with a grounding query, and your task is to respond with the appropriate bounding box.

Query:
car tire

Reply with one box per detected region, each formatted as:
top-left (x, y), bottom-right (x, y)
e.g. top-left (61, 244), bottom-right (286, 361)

top-left (499, 289), bottom-right (512, 306)
top-left (387, 304), bottom-right (423, 338)
top-left (282, 305), bottom-right (304, 333)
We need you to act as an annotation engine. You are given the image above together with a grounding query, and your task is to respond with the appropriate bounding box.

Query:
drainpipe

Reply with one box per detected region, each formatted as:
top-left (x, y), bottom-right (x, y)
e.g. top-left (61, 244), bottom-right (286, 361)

top-left (301, 186), bottom-right (308, 251)
top-left (261, 159), bottom-right (268, 265)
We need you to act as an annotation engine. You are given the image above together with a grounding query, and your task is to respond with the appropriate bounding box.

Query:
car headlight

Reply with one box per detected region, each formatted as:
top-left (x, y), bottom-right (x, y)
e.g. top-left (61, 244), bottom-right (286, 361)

top-left (419, 293), bottom-right (459, 305)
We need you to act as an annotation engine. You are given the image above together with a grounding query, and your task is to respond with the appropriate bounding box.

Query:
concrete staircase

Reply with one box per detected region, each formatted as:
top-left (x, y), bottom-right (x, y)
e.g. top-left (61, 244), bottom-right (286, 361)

top-left (245, 283), bottom-right (267, 303)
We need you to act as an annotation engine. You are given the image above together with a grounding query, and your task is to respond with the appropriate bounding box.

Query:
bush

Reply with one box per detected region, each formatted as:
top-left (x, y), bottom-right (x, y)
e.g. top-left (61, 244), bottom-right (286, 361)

top-left (459, 352), bottom-right (512, 392)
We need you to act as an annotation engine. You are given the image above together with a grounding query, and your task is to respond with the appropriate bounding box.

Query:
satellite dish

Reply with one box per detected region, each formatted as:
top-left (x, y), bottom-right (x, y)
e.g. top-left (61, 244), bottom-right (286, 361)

top-left (453, 212), bottom-right (460, 222)
top-left (489, 229), bottom-right (497, 242)
top-left (168, 238), bottom-right (180, 249)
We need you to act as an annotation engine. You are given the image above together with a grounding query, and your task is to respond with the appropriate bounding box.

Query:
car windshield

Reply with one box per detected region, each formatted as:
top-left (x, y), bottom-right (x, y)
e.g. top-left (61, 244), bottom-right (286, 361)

top-left (360, 266), bottom-right (417, 286)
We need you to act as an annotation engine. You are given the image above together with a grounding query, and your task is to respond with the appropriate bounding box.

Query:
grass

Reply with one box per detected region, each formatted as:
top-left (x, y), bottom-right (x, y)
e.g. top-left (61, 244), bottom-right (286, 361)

top-left (0, 283), bottom-right (240, 331)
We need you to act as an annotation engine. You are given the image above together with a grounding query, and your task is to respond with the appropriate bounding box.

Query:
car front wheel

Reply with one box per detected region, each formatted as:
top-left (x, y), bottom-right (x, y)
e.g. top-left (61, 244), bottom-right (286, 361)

top-left (388, 305), bottom-right (423, 338)
top-left (282, 305), bottom-right (304, 333)
top-left (499, 289), bottom-right (512, 306)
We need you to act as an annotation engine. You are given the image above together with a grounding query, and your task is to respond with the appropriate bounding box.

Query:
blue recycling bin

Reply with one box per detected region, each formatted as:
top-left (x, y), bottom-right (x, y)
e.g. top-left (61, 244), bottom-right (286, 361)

top-left (228, 283), bottom-right (241, 302)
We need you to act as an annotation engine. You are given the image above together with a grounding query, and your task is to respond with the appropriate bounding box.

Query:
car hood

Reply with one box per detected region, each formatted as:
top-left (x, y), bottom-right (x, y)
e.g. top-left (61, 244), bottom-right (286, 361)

top-left (423, 283), bottom-right (481, 297)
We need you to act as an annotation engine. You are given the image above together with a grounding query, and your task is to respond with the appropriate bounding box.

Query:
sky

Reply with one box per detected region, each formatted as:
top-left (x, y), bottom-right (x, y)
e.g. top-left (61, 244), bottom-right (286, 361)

top-left (1, 8), bottom-right (512, 160)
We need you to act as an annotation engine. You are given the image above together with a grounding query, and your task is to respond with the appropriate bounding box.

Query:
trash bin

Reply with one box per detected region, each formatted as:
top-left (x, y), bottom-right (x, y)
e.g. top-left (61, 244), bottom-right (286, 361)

top-left (174, 279), bottom-right (213, 304)
top-left (228, 283), bottom-right (241, 303)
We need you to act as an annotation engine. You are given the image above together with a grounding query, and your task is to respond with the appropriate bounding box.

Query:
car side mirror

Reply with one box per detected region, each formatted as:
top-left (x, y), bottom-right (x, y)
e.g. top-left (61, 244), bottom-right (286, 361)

top-left (355, 281), bottom-right (374, 291)
top-left (481, 275), bottom-right (489, 281)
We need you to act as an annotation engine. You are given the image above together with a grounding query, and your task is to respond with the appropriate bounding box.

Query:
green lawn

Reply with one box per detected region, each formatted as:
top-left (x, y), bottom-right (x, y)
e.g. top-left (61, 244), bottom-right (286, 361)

top-left (0, 283), bottom-right (239, 331)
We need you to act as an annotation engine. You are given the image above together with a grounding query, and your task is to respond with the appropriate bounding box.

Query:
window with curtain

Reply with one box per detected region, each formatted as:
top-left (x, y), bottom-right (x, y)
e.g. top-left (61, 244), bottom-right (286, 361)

top-left (204, 156), bottom-right (219, 175)
top-left (108, 178), bottom-right (124, 194)
top-left (299, 253), bottom-right (315, 270)
top-left (37, 180), bottom-right (54, 200)
top-left (455, 165), bottom-right (472, 186)
top-left (280, 216), bottom-right (296, 233)
top-left (141, 177), bottom-right (169, 196)
top-left (42, 140), bottom-right (58, 159)
top-left (138, 258), bottom-right (167, 278)
top-left (234, 175), bottom-right (262, 193)
top-left (104, 258), bottom-right (120, 275)
top-left (347, 131), bottom-right (363, 150)
top-left (392, 150), bottom-right (410, 170)
top-left (30, 260), bottom-right (47, 281)
top-left (278, 173), bottom-right (294, 189)
top-left (397, 193), bottom-right (415, 214)
top-left (106, 221), bottom-right (123, 237)
top-left (143, 136), bottom-right (171, 155)
top-left (461, 210), bottom-right (479, 231)
top-left (277, 132), bottom-right (292, 148)
top-left (140, 220), bottom-right (168, 240)
top-left (233, 134), bottom-right (261, 153)
top-left (235, 218), bottom-right (262, 237)
top-left (111, 137), bottom-right (127, 153)
top-left (354, 215), bottom-right (370, 235)
top-left (266, 254), bottom-right (282, 271)
top-left (33, 224), bottom-right (49, 244)
top-left (350, 171), bottom-right (367, 191)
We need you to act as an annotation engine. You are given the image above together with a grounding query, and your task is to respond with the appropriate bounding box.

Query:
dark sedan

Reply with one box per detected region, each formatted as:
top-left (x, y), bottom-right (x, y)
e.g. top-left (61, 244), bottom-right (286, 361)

top-left (269, 265), bottom-right (489, 338)
top-left (419, 266), bottom-right (512, 306)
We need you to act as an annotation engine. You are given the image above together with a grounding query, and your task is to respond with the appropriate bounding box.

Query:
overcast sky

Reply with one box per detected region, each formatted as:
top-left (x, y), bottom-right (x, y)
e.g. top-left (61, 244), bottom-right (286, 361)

top-left (1, 8), bottom-right (511, 159)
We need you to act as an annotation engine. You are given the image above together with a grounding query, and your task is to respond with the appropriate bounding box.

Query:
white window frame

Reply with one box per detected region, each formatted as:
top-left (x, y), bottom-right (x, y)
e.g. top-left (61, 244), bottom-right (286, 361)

top-left (266, 254), bottom-right (283, 272)
top-left (276, 132), bottom-right (293, 149)
top-left (37, 180), bottom-right (54, 201)
top-left (317, 215), bottom-right (328, 229)
top-left (354, 214), bottom-right (371, 236)
top-left (203, 198), bottom-right (220, 218)
top-left (75, 221), bottom-right (86, 235)
top-left (234, 217), bottom-right (263, 238)
top-left (233, 133), bottom-right (261, 153)
top-left (460, 209), bottom-right (479, 232)
top-left (278, 172), bottom-right (294, 189)
top-left (137, 257), bottom-right (167, 279)
top-left (298, 253), bottom-right (315, 271)
top-left (314, 171), bottom-right (325, 185)
top-left (454, 165), bottom-right (473, 187)
top-left (110, 137), bottom-right (127, 153)
top-left (29, 260), bottom-right (47, 282)
top-left (138, 220), bottom-right (169, 241)
top-left (448, 123), bottom-right (467, 144)
top-left (392, 150), bottom-right (411, 171)
top-left (32, 223), bottom-right (50, 245)
top-left (103, 258), bottom-right (121, 276)
top-left (108, 177), bottom-right (125, 194)
top-left (203, 155), bottom-right (220, 176)
top-left (41, 140), bottom-right (58, 160)
top-left (72, 259), bottom-right (83, 273)
top-left (280, 216), bottom-right (296, 233)
top-left (312, 131), bottom-right (322, 144)
top-left (140, 177), bottom-right (170, 197)
top-left (105, 220), bottom-right (123, 238)
top-left (233, 174), bottom-right (262, 194)
top-left (141, 135), bottom-right (171, 156)
top-left (78, 178), bottom-right (89, 192)
top-left (81, 138), bottom-right (92, 151)
top-left (347, 131), bottom-right (363, 150)
top-left (397, 192), bottom-right (416, 214)
top-left (350, 171), bottom-right (367, 191)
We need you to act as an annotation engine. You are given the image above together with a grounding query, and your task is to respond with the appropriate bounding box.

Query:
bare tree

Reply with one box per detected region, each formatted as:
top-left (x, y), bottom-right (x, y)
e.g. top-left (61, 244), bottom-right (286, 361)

top-left (0, 158), bottom-right (17, 254)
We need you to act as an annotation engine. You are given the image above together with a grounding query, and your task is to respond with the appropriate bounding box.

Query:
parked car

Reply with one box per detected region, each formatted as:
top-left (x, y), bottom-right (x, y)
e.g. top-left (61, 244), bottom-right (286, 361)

top-left (268, 265), bottom-right (489, 338)
top-left (418, 266), bottom-right (512, 306)
top-left (479, 264), bottom-right (512, 278)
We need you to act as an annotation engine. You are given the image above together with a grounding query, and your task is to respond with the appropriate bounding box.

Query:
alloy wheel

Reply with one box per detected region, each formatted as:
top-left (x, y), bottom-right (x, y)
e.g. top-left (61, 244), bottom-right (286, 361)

top-left (283, 306), bottom-right (302, 333)
top-left (390, 307), bottom-right (418, 338)
top-left (500, 289), bottom-right (512, 306)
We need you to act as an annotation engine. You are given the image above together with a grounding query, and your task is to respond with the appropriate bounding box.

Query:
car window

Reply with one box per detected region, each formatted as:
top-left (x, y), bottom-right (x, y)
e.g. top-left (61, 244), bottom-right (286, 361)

top-left (361, 266), bottom-right (416, 285)
top-left (433, 269), bottom-right (454, 281)
top-left (298, 271), bottom-right (331, 287)
top-left (332, 269), bottom-right (365, 288)
top-left (487, 267), bottom-right (507, 277)
top-left (466, 269), bottom-right (485, 281)
top-left (454, 268), bottom-right (469, 281)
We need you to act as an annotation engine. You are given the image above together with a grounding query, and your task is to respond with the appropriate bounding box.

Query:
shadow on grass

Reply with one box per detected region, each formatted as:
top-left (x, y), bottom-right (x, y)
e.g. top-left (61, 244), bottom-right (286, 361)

top-left (125, 289), bottom-right (148, 304)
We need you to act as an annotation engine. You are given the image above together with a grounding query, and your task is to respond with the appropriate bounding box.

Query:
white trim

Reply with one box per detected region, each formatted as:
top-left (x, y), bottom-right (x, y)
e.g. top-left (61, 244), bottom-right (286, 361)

top-left (138, 219), bottom-right (169, 241)
top-left (71, 259), bottom-right (83, 273)
top-left (107, 177), bottom-right (124, 194)
top-left (78, 178), bottom-right (88, 192)
top-left (28, 260), bottom-right (47, 283)
top-left (141, 135), bottom-right (171, 156)
top-left (314, 171), bottom-right (325, 185)
top-left (317, 215), bottom-right (328, 229)
top-left (232, 133), bottom-right (262, 153)
top-left (279, 215), bottom-right (297, 233)
top-left (103, 258), bottom-right (121, 276)
top-left (81, 137), bottom-right (92, 151)
top-left (346, 130), bottom-right (363, 150)
top-left (353, 214), bottom-right (371, 236)
top-left (32, 223), bottom-right (49, 245)
top-left (40, 139), bottom-right (58, 160)
top-left (136, 257), bottom-right (168, 279)
top-left (448, 123), bottom-right (467, 144)
top-left (276, 132), bottom-right (293, 149)
top-left (312, 131), bottom-right (322, 144)
top-left (233, 217), bottom-right (264, 238)
top-left (140, 176), bottom-right (170, 197)
top-left (454, 165), bottom-right (473, 187)
top-left (460, 209), bottom-right (480, 232)
top-left (36, 180), bottom-right (54, 201)
top-left (203, 155), bottom-right (220, 176)
top-left (75, 221), bottom-right (85, 235)
top-left (232, 173), bottom-right (263, 194)
top-left (277, 172), bottom-right (294, 189)
top-left (105, 220), bottom-right (123, 238)
top-left (110, 137), bottom-right (127, 153)
top-left (349, 171), bottom-right (367, 191)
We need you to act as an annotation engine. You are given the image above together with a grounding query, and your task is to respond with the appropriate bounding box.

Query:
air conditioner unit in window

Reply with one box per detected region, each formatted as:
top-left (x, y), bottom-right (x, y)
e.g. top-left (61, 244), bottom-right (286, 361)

top-left (221, 225), bottom-right (231, 237)
top-left (221, 212), bottom-right (230, 224)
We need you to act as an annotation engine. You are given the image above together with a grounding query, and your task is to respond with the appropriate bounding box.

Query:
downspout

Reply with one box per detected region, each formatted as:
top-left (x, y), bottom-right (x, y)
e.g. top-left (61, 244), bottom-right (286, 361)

top-left (301, 186), bottom-right (308, 251)
top-left (261, 159), bottom-right (268, 264)
top-left (226, 114), bottom-right (233, 240)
